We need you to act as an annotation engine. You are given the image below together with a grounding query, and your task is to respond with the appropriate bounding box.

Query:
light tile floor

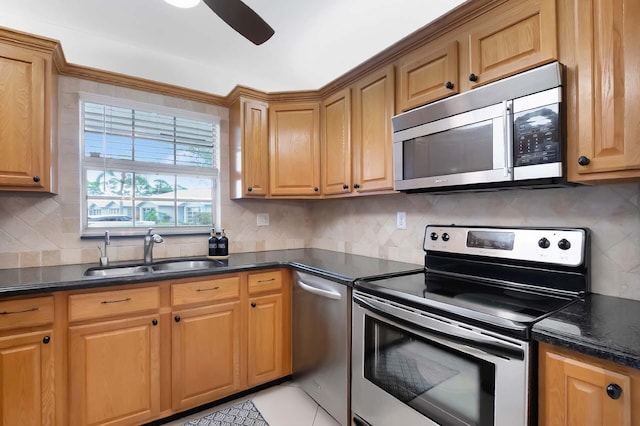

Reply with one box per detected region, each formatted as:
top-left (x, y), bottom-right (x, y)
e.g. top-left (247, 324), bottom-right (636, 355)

top-left (164, 382), bottom-right (342, 426)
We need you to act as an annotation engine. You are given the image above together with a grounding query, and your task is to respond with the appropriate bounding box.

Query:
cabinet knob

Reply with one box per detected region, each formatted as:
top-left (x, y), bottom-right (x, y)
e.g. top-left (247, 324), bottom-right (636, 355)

top-left (251, 302), bottom-right (257, 308)
top-left (152, 319), bottom-right (158, 326)
top-left (174, 315), bottom-right (181, 323)
top-left (247, 186), bottom-right (253, 192)
top-left (314, 187), bottom-right (319, 192)
top-left (578, 156), bottom-right (591, 166)
top-left (342, 184), bottom-right (349, 190)
top-left (469, 73), bottom-right (479, 82)
top-left (445, 81), bottom-right (454, 90)
top-left (607, 383), bottom-right (622, 400)
top-left (33, 176), bottom-right (41, 183)
top-left (42, 335), bottom-right (50, 344)
top-left (354, 183), bottom-right (360, 189)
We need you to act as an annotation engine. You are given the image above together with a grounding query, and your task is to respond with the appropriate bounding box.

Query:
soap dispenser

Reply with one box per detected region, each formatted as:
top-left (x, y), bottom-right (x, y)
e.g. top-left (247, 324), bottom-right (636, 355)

top-left (208, 228), bottom-right (218, 256)
top-left (217, 228), bottom-right (229, 257)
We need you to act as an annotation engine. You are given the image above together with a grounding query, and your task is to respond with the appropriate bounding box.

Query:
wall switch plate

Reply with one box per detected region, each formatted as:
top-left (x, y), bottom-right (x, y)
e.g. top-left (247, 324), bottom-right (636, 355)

top-left (397, 211), bottom-right (407, 230)
top-left (257, 213), bottom-right (269, 226)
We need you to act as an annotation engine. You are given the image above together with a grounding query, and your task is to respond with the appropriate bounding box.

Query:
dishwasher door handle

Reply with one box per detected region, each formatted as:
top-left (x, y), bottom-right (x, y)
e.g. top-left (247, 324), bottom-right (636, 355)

top-left (297, 280), bottom-right (342, 300)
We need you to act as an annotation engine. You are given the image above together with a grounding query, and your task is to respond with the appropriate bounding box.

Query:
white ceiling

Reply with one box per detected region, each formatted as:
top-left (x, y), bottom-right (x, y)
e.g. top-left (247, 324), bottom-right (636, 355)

top-left (0, 0), bottom-right (466, 95)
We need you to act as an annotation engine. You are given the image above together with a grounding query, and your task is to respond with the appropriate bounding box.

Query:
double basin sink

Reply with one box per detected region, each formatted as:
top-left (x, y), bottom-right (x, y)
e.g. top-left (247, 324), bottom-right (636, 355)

top-left (84, 259), bottom-right (226, 278)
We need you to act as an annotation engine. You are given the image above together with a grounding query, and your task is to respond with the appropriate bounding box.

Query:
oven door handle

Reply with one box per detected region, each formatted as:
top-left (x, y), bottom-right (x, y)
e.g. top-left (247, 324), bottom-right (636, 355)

top-left (353, 294), bottom-right (524, 360)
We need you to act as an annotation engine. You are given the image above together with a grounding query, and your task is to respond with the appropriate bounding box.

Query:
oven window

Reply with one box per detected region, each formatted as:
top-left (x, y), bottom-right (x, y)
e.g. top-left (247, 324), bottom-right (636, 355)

top-left (402, 120), bottom-right (494, 179)
top-left (363, 316), bottom-right (495, 426)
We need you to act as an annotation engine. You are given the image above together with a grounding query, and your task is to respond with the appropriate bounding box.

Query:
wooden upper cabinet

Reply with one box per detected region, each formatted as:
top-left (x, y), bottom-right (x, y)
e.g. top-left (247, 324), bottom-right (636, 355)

top-left (321, 88), bottom-right (352, 195)
top-left (269, 102), bottom-right (321, 196)
top-left (229, 97), bottom-right (269, 199)
top-left (397, 40), bottom-right (459, 112)
top-left (467, 0), bottom-right (557, 88)
top-left (563, 0), bottom-right (640, 181)
top-left (0, 41), bottom-right (56, 192)
top-left (352, 65), bottom-right (395, 193)
top-left (539, 342), bottom-right (639, 426)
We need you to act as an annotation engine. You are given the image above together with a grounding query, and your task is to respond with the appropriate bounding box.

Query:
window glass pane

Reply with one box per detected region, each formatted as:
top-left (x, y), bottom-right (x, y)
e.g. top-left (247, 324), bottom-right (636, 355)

top-left (134, 139), bottom-right (175, 164)
top-left (133, 201), bottom-right (166, 226)
top-left (134, 174), bottom-right (176, 198)
top-left (86, 170), bottom-right (133, 197)
top-left (176, 145), bottom-right (214, 167)
top-left (177, 202), bottom-right (212, 226)
top-left (176, 176), bottom-right (213, 200)
top-left (87, 199), bottom-right (135, 227)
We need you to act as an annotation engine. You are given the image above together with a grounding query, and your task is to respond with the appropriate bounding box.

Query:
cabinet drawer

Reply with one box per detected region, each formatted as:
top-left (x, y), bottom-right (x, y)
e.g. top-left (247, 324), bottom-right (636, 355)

top-left (248, 270), bottom-right (283, 295)
top-left (172, 276), bottom-right (240, 307)
top-left (0, 296), bottom-right (53, 330)
top-left (68, 287), bottom-right (160, 322)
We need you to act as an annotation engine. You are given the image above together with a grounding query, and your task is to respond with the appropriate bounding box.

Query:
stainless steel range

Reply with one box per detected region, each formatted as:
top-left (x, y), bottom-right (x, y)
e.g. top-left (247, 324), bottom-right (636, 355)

top-left (351, 225), bottom-right (590, 426)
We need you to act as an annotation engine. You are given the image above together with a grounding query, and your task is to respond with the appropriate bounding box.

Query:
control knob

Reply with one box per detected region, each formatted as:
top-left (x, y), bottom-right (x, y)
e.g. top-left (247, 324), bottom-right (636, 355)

top-left (430, 232), bottom-right (438, 241)
top-left (538, 237), bottom-right (550, 249)
top-left (558, 239), bottom-right (571, 250)
top-left (441, 233), bottom-right (450, 242)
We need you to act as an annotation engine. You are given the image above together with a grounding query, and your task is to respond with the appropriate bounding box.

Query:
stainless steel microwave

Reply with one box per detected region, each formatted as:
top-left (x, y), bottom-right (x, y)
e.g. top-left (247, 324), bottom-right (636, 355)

top-left (392, 62), bottom-right (572, 193)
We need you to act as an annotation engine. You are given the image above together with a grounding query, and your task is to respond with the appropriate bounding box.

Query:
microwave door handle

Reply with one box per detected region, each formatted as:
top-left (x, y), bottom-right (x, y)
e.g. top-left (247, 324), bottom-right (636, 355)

top-left (503, 100), bottom-right (514, 177)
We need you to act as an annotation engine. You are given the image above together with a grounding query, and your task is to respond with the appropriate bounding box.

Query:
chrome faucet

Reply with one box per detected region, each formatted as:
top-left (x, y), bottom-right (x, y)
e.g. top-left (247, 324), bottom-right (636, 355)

top-left (97, 231), bottom-right (110, 266)
top-left (143, 228), bottom-right (164, 264)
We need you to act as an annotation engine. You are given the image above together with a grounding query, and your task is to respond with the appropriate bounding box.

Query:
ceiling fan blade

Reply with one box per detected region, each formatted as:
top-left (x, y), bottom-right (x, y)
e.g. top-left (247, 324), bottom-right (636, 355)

top-left (202, 0), bottom-right (274, 45)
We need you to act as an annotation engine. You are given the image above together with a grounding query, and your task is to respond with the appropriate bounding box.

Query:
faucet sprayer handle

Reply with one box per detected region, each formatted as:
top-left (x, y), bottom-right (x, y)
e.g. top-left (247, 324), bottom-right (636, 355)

top-left (146, 227), bottom-right (153, 236)
top-left (105, 230), bottom-right (110, 245)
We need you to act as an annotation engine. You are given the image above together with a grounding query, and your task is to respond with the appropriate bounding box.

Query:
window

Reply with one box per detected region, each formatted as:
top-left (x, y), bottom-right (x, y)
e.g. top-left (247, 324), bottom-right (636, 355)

top-left (80, 94), bottom-right (219, 236)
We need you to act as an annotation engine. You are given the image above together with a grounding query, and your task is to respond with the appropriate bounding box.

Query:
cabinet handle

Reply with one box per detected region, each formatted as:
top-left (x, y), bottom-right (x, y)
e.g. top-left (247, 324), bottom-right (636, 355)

top-left (354, 183), bottom-right (360, 189)
top-left (101, 297), bottom-right (131, 304)
top-left (196, 286), bottom-right (220, 292)
top-left (343, 184), bottom-right (349, 190)
top-left (152, 319), bottom-right (158, 326)
top-left (0, 307), bottom-right (39, 315)
top-left (606, 383), bottom-right (622, 400)
top-left (174, 315), bottom-right (181, 323)
top-left (469, 73), bottom-right (479, 82)
top-left (42, 336), bottom-right (51, 344)
top-left (248, 186), bottom-right (253, 192)
top-left (33, 176), bottom-right (40, 183)
top-left (258, 278), bottom-right (275, 283)
top-left (445, 81), bottom-right (454, 90)
top-left (578, 156), bottom-right (591, 166)
top-left (251, 302), bottom-right (257, 308)
top-left (314, 187), bottom-right (319, 192)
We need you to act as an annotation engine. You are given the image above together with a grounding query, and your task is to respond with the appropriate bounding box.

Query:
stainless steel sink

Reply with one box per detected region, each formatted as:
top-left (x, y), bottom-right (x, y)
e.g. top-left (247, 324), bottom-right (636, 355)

top-left (151, 259), bottom-right (222, 273)
top-left (84, 265), bottom-right (152, 277)
top-left (84, 258), bottom-right (224, 277)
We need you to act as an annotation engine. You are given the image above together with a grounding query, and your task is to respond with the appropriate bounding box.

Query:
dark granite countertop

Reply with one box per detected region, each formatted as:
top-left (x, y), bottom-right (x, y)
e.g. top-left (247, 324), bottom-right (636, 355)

top-left (532, 294), bottom-right (640, 369)
top-left (0, 249), bottom-right (423, 297)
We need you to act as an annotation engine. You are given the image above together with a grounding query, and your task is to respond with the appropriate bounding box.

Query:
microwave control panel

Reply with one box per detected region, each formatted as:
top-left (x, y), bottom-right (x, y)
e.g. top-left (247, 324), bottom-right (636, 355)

top-left (513, 103), bottom-right (561, 167)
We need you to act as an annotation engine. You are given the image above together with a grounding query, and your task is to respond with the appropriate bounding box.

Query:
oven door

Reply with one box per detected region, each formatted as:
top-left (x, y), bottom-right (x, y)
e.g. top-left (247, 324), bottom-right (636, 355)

top-left (352, 291), bottom-right (530, 426)
top-left (393, 102), bottom-right (512, 191)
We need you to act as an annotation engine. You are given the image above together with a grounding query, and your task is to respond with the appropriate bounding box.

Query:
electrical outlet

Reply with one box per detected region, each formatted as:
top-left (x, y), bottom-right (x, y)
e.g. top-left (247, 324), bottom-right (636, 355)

top-left (257, 213), bottom-right (269, 226)
top-left (397, 211), bottom-right (407, 230)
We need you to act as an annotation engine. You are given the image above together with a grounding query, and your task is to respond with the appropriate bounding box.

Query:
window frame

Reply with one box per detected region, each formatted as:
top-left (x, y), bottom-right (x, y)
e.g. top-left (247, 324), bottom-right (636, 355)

top-left (79, 93), bottom-right (220, 237)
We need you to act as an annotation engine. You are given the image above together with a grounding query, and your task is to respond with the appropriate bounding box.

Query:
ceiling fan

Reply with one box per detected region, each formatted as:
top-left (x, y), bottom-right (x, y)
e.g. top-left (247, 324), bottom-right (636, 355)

top-left (202, 0), bottom-right (275, 45)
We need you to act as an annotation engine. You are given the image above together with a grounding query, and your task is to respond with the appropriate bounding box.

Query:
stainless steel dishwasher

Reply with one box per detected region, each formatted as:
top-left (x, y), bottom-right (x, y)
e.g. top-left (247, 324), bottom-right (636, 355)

top-left (293, 271), bottom-right (350, 426)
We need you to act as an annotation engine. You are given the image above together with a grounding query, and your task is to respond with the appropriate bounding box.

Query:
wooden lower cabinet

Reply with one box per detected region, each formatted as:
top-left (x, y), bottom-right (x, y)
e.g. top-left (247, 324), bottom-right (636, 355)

top-left (247, 292), bottom-right (285, 387)
top-left (539, 342), bottom-right (640, 426)
top-left (171, 301), bottom-right (241, 410)
top-left (68, 315), bottom-right (160, 426)
top-left (0, 329), bottom-right (54, 426)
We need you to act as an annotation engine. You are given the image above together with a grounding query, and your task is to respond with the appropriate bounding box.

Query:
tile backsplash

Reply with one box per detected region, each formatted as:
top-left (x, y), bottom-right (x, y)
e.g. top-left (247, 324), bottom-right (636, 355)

top-left (0, 76), bottom-right (638, 300)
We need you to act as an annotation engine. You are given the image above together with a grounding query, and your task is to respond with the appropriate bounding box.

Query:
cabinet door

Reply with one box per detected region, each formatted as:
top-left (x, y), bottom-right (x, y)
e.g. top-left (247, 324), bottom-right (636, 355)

top-left (468, 0), bottom-right (557, 87)
top-left (243, 100), bottom-right (269, 196)
top-left (352, 65), bottom-right (395, 193)
top-left (322, 89), bottom-right (352, 195)
top-left (0, 44), bottom-right (49, 191)
top-left (69, 315), bottom-right (160, 426)
top-left (171, 301), bottom-right (241, 410)
top-left (247, 293), bottom-right (284, 387)
top-left (397, 40), bottom-right (459, 112)
top-left (0, 330), bottom-right (54, 426)
top-left (569, 0), bottom-right (640, 179)
top-left (269, 102), bottom-right (321, 196)
top-left (540, 344), bottom-right (635, 426)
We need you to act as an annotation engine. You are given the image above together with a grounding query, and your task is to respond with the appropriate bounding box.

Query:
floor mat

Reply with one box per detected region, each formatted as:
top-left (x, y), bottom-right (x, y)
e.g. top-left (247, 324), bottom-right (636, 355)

top-left (178, 400), bottom-right (269, 426)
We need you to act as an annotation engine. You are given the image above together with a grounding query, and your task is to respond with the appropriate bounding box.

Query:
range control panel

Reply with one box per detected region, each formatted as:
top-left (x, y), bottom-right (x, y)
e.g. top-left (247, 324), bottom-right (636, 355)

top-left (424, 225), bottom-right (586, 267)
